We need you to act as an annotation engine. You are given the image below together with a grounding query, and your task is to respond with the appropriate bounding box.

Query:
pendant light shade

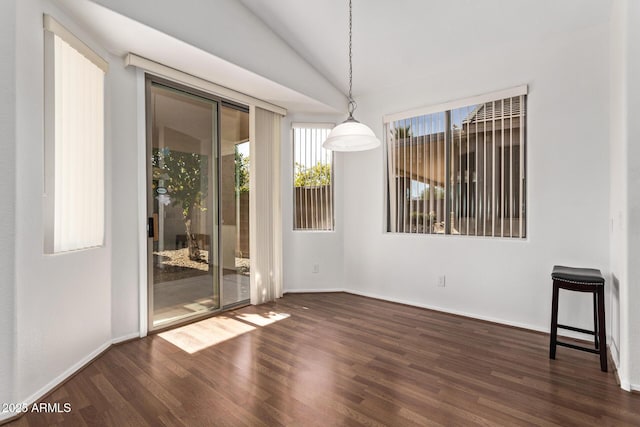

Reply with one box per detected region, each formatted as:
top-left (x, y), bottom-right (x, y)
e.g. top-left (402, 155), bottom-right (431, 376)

top-left (322, 0), bottom-right (380, 152)
top-left (323, 118), bottom-right (380, 151)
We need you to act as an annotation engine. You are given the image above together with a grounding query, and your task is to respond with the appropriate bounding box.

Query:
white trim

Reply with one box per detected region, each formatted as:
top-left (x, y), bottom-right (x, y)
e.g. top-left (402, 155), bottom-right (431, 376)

top-left (43, 15), bottom-right (108, 73)
top-left (0, 411), bottom-right (13, 423)
top-left (125, 53), bottom-right (286, 116)
top-left (610, 340), bottom-right (621, 370)
top-left (608, 344), bottom-right (633, 392)
top-left (112, 332), bottom-right (140, 345)
top-left (0, 332), bottom-right (140, 422)
top-left (136, 69), bottom-right (148, 337)
top-left (285, 288), bottom-right (601, 340)
top-left (284, 288), bottom-right (348, 294)
top-left (10, 341), bottom-right (111, 419)
top-left (612, 344), bottom-right (634, 392)
top-left (345, 289), bottom-right (554, 332)
top-left (286, 288), bottom-right (640, 394)
top-left (383, 85), bottom-right (528, 123)
top-left (292, 122), bottom-right (335, 130)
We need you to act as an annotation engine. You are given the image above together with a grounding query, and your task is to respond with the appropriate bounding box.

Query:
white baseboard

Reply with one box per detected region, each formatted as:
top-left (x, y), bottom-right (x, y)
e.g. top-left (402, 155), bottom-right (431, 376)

top-left (0, 411), bottom-right (14, 423)
top-left (608, 343), bottom-right (640, 392)
top-left (284, 288), bottom-right (347, 294)
top-left (1, 340), bottom-right (112, 422)
top-left (112, 332), bottom-right (141, 345)
top-left (618, 378), bottom-right (640, 393)
top-left (285, 289), bottom-right (640, 392)
top-left (286, 288), bottom-right (605, 340)
top-left (1, 331), bottom-right (143, 423)
top-left (343, 289), bottom-right (551, 333)
top-left (610, 341), bottom-right (621, 370)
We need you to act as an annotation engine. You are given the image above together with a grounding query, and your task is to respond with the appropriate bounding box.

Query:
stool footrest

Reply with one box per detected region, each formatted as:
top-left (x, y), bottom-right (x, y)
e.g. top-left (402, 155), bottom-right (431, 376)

top-left (556, 341), bottom-right (600, 354)
top-left (557, 324), bottom-right (595, 335)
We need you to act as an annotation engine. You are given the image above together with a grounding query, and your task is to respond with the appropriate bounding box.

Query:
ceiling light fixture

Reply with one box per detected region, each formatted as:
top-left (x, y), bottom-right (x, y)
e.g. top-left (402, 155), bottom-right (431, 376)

top-left (323, 0), bottom-right (380, 152)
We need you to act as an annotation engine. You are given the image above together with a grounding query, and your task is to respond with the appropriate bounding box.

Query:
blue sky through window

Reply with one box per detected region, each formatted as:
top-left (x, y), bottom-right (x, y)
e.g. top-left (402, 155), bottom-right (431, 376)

top-left (394, 104), bottom-right (478, 138)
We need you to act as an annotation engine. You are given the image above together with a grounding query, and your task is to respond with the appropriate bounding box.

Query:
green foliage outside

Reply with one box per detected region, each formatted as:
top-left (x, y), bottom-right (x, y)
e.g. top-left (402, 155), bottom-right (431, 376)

top-left (152, 147), bottom-right (208, 260)
top-left (294, 163), bottom-right (331, 187)
top-left (410, 210), bottom-right (436, 226)
top-left (419, 186), bottom-right (446, 200)
top-left (235, 146), bottom-right (250, 193)
top-left (152, 148), bottom-right (208, 218)
top-left (394, 125), bottom-right (412, 139)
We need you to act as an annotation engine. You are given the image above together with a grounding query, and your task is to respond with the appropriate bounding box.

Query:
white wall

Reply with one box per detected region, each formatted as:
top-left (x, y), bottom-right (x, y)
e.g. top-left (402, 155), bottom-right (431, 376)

top-left (342, 22), bottom-right (610, 334)
top-left (609, 0), bottom-right (640, 392)
top-left (282, 114), bottom-right (346, 293)
top-left (14, 0), bottom-right (112, 408)
top-left (108, 55), bottom-right (140, 341)
top-left (609, 0), bottom-right (628, 386)
top-left (624, 0), bottom-right (640, 390)
top-left (0, 0), bottom-right (17, 416)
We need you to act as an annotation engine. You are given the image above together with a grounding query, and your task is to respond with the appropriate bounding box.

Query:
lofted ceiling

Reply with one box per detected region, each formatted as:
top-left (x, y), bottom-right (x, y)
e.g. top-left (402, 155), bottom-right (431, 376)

top-left (239, 0), bottom-right (612, 97)
top-left (55, 0), bottom-right (612, 113)
top-left (54, 0), bottom-right (346, 114)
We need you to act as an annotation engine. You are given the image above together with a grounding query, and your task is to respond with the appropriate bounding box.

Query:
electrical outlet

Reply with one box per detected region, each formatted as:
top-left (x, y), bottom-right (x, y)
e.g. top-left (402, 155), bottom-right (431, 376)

top-left (312, 264), bottom-right (320, 274)
top-left (437, 275), bottom-right (446, 287)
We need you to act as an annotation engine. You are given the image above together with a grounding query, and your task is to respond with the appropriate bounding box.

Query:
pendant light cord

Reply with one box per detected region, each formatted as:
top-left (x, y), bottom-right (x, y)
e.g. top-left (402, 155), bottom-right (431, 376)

top-left (347, 0), bottom-right (357, 119)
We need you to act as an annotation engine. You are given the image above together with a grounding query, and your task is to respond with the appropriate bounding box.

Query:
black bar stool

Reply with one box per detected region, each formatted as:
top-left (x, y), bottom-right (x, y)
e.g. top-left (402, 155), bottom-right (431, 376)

top-left (549, 265), bottom-right (607, 372)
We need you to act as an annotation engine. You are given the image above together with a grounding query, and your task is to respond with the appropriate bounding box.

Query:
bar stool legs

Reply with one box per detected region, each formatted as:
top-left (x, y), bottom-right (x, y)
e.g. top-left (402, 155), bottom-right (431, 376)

top-left (596, 286), bottom-right (607, 372)
top-left (549, 281), bottom-right (559, 360)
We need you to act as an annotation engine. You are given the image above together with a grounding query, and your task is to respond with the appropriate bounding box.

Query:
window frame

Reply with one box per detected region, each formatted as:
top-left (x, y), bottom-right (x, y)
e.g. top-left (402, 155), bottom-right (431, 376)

top-left (43, 15), bottom-right (108, 253)
top-left (291, 122), bottom-right (335, 232)
top-left (383, 86), bottom-right (528, 239)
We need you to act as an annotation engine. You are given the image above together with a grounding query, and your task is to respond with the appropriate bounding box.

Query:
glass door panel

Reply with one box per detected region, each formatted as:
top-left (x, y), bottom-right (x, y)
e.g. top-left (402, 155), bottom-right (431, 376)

top-left (148, 81), bottom-right (220, 329)
top-left (220, 105), bottom-right (250, 307)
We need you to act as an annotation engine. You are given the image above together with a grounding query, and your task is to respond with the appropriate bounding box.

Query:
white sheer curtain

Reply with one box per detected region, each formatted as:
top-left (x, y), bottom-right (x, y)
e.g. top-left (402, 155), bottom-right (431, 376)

top-left (249, 107), bottom-right (283, 304)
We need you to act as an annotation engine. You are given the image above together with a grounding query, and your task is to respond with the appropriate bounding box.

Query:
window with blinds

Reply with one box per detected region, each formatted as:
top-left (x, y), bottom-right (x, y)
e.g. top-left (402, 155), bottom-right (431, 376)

top-left (385, 87), bottom-right (527, 238)
top-left (43, 15), bottom-right (108, 252)
top-left (292, 124), bottom-right (334, 231)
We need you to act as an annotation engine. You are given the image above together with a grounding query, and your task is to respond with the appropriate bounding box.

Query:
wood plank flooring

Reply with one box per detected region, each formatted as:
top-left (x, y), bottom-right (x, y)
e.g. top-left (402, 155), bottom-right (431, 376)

top-left (8, 293), bottom-right (640, 426)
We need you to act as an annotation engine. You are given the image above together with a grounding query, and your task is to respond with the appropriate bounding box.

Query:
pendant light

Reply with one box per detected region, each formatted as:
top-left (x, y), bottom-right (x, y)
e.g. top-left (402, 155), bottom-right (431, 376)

top-left (323, 0), bottom-right (380, 152)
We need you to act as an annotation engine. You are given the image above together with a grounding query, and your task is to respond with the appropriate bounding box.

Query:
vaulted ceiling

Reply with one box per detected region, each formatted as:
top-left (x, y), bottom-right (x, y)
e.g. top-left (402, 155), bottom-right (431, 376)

top-left (240, 0), bottom-right (611, 97)
top-left (57, 0), bottom-right (612, 112)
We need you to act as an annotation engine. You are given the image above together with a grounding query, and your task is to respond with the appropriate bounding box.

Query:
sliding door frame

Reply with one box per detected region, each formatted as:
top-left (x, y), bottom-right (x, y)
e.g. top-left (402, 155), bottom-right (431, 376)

top-left (145, 74), bottom-right (249, 333)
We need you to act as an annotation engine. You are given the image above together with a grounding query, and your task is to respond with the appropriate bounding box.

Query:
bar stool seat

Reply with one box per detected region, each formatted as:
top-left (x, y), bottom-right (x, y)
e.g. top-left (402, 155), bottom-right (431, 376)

top-left (549, 265), bottom-right (607, 372)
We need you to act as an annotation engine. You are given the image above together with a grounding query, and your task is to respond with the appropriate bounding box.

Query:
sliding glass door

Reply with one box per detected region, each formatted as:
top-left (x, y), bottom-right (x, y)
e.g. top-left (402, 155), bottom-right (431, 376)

top-left (146, 78), bottom-right (252, 330)
top-left (220, 105), bottom-right (251, 308)
top-left (147, 79), bottom-right (220, 329)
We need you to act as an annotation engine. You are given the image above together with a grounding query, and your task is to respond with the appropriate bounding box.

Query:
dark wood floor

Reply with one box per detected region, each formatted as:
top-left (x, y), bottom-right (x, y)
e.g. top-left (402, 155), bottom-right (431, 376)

top-left (8, 292), bottom-right (640, 426)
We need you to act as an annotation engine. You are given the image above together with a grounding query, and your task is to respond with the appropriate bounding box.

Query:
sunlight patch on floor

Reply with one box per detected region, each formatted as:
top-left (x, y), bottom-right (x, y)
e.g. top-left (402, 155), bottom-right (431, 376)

top-left (235, 311), bottom-right (290, 327)
top-left (158, 311), bottom-right (290, 354)
top-left (159, 316), bottom-right (255, 354)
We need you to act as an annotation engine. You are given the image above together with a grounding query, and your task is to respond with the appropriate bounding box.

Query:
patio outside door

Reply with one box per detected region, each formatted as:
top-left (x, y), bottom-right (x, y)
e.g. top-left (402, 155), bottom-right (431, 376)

top-left (147, 79), bottom-right (220, 329)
